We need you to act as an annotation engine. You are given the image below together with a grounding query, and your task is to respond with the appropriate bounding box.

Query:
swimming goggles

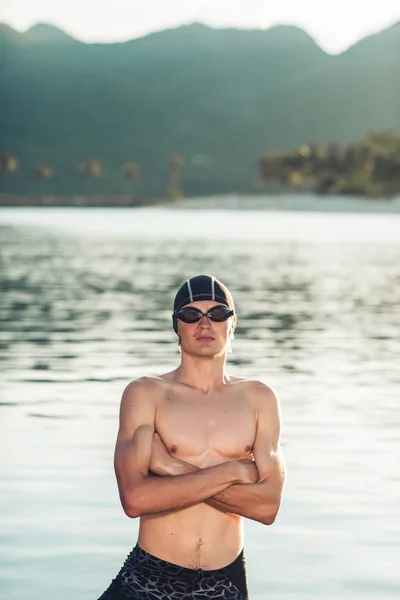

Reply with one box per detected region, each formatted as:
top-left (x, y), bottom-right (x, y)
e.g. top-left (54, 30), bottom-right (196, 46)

top-left (174, 305), bottom-right (234, 324)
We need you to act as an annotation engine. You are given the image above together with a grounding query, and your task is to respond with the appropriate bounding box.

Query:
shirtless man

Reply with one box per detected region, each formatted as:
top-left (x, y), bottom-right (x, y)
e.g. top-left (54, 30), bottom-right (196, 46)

top-left (98, 275), bottom-right (286, 600)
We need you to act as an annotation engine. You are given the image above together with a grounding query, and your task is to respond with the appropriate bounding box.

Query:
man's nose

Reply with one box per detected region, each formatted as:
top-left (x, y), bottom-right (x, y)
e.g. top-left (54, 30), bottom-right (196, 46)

top-left (198, 315), bottom-right (212, 327)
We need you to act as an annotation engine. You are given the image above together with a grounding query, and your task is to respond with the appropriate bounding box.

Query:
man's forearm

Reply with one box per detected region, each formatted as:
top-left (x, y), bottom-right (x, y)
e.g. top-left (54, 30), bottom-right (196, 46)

top-left (205, 479), bottom-right (280, 524)
top-left (123, 461), bottom-right (240, 518)
top-left (149, 454), bottom-right (280, 525)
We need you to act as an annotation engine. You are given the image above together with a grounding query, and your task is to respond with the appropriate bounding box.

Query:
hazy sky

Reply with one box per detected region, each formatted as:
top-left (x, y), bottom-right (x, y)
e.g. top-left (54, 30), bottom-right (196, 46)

top-left (1, 0), bottom-right (399, 54)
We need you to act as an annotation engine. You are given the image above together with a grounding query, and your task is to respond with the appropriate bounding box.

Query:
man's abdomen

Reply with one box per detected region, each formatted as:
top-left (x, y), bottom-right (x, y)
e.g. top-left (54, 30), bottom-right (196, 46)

top-left (138, 502), bottom-right (243, 570)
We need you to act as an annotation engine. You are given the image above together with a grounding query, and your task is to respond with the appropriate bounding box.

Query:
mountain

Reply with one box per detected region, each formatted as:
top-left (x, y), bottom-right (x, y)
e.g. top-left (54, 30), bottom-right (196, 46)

top-left (24, 23), bottom-right (78, 44)
top-left (0, 21), bottom-right (399, 196)
top-left (343, 21), bottom-right (400, 59)
top-left (0, 23), bottom-right (23, 44)
top-left (0, 22), bottom-right (78, 46)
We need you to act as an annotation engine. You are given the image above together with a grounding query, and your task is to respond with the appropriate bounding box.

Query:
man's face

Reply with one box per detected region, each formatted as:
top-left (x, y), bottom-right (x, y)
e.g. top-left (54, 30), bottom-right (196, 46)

top-left (177, 300), bottom-right (235, 358)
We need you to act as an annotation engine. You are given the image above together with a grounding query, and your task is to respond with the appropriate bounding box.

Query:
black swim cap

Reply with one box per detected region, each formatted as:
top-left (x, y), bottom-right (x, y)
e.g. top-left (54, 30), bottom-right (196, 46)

top-left (172, 275), bottom-right (234, 334)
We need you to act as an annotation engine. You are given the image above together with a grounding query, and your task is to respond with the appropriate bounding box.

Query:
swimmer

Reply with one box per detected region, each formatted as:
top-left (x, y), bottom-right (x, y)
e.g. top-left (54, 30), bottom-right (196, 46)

top-left (98, 275), bottom-right (286, 599)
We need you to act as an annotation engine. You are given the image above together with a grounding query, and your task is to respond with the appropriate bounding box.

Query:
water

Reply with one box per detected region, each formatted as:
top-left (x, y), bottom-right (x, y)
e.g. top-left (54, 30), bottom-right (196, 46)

top-left (1, 205), bottom-right (399, 599)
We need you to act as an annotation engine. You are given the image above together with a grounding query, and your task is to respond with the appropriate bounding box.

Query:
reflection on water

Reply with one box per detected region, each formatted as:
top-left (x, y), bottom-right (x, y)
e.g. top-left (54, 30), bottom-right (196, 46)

top-left (0, 207), bottom-right (399, 600)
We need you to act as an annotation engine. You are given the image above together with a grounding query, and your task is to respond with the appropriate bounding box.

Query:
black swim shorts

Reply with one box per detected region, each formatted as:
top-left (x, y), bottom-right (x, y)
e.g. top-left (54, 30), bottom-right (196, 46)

top-left (97, 543), bottom-right (249, 599)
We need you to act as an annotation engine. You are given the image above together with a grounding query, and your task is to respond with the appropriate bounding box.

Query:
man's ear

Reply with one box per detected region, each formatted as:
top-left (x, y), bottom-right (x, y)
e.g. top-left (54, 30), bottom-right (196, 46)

top-left (229, 317), bottom-right (236, 339)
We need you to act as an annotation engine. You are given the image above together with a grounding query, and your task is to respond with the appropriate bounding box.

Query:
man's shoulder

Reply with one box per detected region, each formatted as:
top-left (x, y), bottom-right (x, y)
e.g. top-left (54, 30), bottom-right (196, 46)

top-left (232, 378), bottom-right (278, 408)
top-left (230, 376), bottom-right (276, 393)
top-left (122, 373), bottom-right (174, 400)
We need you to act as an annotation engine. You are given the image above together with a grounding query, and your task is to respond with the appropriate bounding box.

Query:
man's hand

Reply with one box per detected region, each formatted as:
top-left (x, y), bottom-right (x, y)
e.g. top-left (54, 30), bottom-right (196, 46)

top-left (236, 459), bottom-right (259, 484)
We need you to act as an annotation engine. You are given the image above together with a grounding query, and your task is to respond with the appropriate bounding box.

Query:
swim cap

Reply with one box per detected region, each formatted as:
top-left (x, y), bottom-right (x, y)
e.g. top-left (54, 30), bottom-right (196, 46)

top-left (172, 275), bottom-right (234, 334)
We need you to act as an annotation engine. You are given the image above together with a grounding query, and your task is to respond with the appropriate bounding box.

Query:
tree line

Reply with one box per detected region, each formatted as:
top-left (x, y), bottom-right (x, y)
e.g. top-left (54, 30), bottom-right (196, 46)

top-left (0, 154), bottom-right (185, 199)
top-left (259, 131), bottom-right (400, 197)
top-left (1, 131), bottom-right (400, 199)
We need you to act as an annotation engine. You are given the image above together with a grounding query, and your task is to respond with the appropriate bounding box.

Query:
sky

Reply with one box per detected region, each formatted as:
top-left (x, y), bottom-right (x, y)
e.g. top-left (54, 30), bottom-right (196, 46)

top-left (1, 0), bottom-right (400, 54)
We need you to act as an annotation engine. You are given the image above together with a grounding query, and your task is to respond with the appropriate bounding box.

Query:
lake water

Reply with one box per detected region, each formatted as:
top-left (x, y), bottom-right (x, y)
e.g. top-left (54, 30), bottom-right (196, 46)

top-left (1, 205), bottom-right (399, 599)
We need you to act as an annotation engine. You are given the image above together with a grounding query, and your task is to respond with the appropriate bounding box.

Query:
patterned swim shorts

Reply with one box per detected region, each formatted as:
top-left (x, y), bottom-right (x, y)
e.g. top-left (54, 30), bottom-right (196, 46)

top-left (97, 544), bottom-right (249, 599)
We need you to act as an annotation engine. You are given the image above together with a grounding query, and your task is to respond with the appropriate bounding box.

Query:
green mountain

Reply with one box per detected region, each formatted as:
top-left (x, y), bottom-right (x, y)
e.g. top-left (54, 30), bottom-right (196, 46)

top-left (1, 21), bottom-right (399, 196)
top-left (23, 23), bottom-right (79, 44)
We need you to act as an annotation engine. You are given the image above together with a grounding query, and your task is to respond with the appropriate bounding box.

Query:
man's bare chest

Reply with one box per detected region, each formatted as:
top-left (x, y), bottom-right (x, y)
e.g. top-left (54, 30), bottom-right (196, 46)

top-left (154, 392), bottom-right (257, 466)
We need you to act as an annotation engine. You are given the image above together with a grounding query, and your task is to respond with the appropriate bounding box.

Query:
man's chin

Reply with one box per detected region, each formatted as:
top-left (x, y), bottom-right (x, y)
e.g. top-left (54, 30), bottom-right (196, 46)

top-left (184, 346), bottom-right (226, 359)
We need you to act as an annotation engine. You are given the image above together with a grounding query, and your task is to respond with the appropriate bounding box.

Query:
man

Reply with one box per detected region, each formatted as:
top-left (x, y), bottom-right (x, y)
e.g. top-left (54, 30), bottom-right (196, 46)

top-left (98, 275), bottom-right (286, 600)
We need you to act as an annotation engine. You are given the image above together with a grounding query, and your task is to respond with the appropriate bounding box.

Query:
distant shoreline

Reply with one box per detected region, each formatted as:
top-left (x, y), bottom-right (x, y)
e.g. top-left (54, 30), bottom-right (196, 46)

top-left (1, 193), bottom-right (400, 213)
top-left (172, 194), bottom-right (400, 213)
